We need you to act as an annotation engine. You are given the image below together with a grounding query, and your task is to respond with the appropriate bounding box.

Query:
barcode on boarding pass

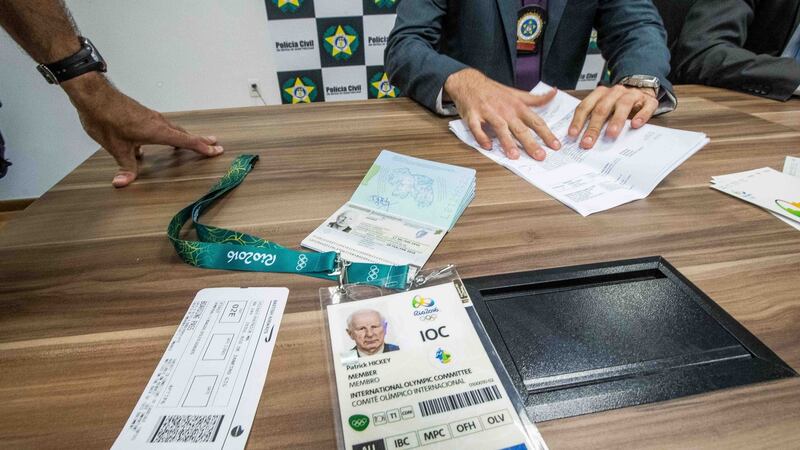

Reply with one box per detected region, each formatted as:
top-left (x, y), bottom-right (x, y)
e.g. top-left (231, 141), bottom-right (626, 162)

top-left (150, 414), bottom-right (224, 443)
top-left (418, 385), bottom-right (502, 417)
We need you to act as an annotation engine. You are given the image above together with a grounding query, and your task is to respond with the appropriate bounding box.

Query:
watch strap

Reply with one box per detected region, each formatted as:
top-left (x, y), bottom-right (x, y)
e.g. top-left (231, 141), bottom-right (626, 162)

top-left (37, 37), bottom-right (106, 85)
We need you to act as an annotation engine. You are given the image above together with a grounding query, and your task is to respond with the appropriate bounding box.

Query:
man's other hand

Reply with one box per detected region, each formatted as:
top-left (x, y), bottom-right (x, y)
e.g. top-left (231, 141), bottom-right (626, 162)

top-left (62, 73), bottom-right (224, 188)
top-left (568, 84), bottom-right (658, 149)
top-left (444, 68), bottom-right (560, 160)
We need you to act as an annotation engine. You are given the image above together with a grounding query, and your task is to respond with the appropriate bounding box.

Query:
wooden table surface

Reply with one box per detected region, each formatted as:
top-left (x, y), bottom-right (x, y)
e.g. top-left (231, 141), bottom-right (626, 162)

top-left (1, 86), bottom-right (798, 449)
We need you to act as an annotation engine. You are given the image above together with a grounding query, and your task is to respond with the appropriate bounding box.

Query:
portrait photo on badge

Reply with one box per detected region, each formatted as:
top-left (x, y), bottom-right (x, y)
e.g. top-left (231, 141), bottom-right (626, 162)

top-left (338, 307), bottom-right (402, 364)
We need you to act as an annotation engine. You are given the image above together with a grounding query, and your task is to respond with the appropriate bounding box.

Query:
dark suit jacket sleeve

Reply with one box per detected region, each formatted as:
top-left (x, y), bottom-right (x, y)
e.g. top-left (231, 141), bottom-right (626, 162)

top-left (594, 0), bottom-right (674, 98)
top-left (670, 0), bottom-right (800, 101)
top-left (384, 0), bottom-right (469, 113)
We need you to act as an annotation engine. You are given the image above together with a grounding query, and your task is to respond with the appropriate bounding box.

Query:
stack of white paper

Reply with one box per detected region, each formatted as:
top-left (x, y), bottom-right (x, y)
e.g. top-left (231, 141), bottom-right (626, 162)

top-left (449, 83), bottom-right (709, 216)
top-left (711, 160), bottom-right (800, 231)
top-left (303, 150), bottom-right (476, 272)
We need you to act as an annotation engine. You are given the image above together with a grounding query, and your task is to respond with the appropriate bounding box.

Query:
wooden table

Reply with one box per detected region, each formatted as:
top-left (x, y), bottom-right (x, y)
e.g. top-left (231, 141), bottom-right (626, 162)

top-left (680, 85), bottom-right (800, 132)
top-left (1, 86), bottom-right (798, 449)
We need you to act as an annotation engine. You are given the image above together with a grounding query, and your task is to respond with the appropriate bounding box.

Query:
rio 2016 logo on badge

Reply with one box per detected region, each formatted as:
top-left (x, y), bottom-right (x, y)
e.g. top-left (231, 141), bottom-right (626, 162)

top-left (412, 295), bottom-right (439, 322)
top-left (272, 0), bottom-right (303, 13)
top-left (411, 295), bottom-right (435, 309)
top-left (323, 25), bottom-right (360, 61)
top-left (435, 347), bottom-right (452, 364)
top-left (282, 76), bottom-right (318, 104)
top-left (374, 0), bottom-right (397, 7)
top-left (369, 71), bottom-right (400, 99)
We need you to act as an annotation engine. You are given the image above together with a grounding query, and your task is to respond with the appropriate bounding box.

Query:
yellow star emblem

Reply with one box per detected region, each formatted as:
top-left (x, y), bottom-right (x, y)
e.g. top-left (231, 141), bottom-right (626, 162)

top-left (283, 77), bottom-right (315, 104)
top-left (371, 73), bottom-right (397, 98)
top-left (325, 25), bottom-right (357, 57)
top-left (276, 0), bottom-right (301, 7)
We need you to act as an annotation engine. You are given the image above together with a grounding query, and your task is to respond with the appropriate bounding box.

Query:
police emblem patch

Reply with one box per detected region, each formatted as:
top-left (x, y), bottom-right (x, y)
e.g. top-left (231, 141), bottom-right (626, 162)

top-left (516, 6), bottom-right (545, 54)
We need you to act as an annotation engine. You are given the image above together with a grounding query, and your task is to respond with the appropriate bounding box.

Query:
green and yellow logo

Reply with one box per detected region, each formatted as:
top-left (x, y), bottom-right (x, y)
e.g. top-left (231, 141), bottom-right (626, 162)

top-left (370, 72), bottom-right (400, 98)
top-left (348, 414), bottom-right (370, 432)
top-left (776, 199), bottom-right (800, 218)
top-left (374, 0), bottom-right (397, 7)
top-left (282, 76), bottom-right (317, 104)
top-left (323, 25), bottom-right (360, 60)
top-left (435, 347), bottom-right (452, 364)
top-left (411, 295), bottom-right (435, 309)
top-left (272, 0), bottom-right (303, 13)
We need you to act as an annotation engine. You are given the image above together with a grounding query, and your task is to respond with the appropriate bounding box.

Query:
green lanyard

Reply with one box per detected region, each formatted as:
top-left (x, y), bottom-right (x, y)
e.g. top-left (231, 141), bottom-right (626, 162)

top-left (167, 154), bottom-right (409, 289)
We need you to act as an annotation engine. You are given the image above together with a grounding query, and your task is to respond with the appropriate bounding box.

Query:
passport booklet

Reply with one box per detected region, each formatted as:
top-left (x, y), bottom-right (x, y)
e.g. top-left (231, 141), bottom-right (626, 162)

top-left (302, 150), bottom-right (475, 274)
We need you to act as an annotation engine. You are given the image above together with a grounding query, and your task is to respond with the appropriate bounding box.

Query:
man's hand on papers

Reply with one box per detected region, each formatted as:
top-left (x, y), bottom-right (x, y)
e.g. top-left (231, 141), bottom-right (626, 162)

top-left (569, 85), bottom-right (659, 150)
top-left (444, 68), bottom-right (561, 161)
top-left (448, 86), bottom-right (709, 216)
top-left (63, 73), bottom-right (224, 188)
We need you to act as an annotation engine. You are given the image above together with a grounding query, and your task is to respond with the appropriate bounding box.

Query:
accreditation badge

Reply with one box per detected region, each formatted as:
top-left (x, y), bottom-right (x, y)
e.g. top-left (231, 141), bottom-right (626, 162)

top-left (516, 6), bottom-right (546, 54)
top-left (326, 282), bottom-right (544, 450)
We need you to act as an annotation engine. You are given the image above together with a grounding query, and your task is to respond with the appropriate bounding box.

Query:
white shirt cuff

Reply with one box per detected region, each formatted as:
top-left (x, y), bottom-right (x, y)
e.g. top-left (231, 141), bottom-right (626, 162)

top-left (794, 83), bottom-right (800, 96)
top-left (435, 88), bottom-right (458, 116)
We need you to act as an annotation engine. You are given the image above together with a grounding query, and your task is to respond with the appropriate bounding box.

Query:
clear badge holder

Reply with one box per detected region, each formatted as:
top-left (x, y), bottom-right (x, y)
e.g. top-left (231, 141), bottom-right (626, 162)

top-left (320, 265), bottom-right (548, 450)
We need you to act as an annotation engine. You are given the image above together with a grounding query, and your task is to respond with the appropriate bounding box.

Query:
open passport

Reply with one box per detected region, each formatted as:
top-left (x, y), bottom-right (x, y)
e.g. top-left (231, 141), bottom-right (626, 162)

top-left (302, 150), bottom-right (476, 273)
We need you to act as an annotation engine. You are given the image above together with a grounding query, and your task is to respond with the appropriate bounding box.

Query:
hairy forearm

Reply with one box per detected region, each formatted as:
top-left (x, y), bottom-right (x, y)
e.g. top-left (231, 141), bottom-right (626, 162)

top-left (1, 1), bottom-right (222, 188)
top-left (0, 0), bottom-right (85, 63)
top-left (0, 1), bottom-right (113, 101)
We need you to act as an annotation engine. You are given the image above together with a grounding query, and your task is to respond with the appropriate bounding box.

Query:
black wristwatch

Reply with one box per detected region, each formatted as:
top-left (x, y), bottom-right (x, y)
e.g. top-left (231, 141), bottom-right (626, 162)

top-left (37, 37), bottom-right (106, 85)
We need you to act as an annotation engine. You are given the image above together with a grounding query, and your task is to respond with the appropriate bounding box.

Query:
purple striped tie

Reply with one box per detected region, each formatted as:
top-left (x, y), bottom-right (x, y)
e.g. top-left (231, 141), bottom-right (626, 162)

top-left (515, 0), bottom-right (547, 91)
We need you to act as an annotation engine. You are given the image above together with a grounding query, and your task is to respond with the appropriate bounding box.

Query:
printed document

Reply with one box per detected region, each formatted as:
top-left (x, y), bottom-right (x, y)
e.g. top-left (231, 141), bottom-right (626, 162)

top-left (449, 83), bottom-right (709, 216)
top-left (712, 166), bottom-right (800, 231)
top-left (780, 157), bottom-right (800, 230)
top-left (327, 282), bottom-right (546, 450)
top-left (303, 150), bottom-right (475, 272)
top-left (112, 287), bottom-right (288, 450)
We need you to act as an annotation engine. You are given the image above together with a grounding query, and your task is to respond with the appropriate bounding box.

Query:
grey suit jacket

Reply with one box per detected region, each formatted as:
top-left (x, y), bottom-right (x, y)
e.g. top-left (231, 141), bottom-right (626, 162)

top-left (670, 0), bottom-right (800, 101)
top-left (385, 0), bottom-right (673, 113)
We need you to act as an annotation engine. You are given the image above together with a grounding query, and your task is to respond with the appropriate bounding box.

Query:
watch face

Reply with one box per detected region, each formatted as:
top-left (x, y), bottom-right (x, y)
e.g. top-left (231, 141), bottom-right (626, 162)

top-left (85, 38), bottom-right (107, 68)
top-left (625, 76), bottom-right (659, 91)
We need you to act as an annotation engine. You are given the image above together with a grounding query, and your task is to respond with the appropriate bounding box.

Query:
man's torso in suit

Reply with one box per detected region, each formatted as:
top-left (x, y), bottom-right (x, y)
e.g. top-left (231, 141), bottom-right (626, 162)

top-left (439, 0), bottom-right (596, 90)
top-left (386, 0), bottom-right (672, 112)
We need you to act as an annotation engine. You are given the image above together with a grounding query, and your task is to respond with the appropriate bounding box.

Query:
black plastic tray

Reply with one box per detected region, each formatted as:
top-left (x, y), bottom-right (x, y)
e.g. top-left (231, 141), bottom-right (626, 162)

top-left (463, 256), bottom-right (796, 422)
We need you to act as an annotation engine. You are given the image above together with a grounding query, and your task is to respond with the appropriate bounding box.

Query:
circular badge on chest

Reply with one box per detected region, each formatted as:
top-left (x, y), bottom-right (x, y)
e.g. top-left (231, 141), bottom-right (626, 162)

top-left (516, 6), bottom-right (546, 54)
